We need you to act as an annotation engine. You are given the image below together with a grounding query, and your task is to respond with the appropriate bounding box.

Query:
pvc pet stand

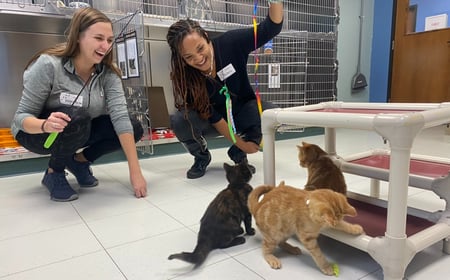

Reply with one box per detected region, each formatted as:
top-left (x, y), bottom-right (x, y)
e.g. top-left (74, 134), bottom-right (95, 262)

top-left (261, 101), bottom-right (450, 280)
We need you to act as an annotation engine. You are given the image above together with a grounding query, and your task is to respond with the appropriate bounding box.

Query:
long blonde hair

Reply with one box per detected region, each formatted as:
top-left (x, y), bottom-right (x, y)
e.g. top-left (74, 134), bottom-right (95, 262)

top-left (25, 7), bottom-right (121, 77)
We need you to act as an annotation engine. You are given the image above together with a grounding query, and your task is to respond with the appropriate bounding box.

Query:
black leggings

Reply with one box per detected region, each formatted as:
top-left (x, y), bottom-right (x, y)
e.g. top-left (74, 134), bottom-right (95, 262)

top-left (170, 99), bottom-right (276, 163)
top-left (16, 108), bottom-right (143, 172)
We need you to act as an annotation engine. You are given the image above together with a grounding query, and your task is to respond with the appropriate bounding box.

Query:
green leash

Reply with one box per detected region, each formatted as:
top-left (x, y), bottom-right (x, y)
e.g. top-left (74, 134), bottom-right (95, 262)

top-left (219, 85), bottom-right (236, 144)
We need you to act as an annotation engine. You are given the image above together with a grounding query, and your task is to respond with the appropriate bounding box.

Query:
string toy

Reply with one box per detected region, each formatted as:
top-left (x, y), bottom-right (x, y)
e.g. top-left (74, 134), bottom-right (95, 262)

top-left (252, 0), bottom-right (263, 115)
top-left (253, 0), bottom-right (266, 150)
top-left (207, 0), bottom-right (238, 144)
top-left (217, 1), bottom-right (260, 145)
top-left (210, 0), bottom-right (263, 145)
top-left (219, 85), bottom-right (237, 144)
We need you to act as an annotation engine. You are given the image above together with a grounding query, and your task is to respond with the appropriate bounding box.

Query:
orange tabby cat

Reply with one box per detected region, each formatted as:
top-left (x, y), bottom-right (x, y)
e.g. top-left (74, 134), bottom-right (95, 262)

top-left (297, 141), bottom-right (347, 194)
top-left (248, 181), bottom-right (364, 275)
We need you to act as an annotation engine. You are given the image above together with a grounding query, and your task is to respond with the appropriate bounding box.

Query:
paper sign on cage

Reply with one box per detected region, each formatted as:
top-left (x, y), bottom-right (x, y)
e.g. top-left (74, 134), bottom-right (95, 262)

top-left (125, 35), bottom-right (140, 78)
top-left (268, 63), bottom-right (280, 89)
top-left (116, 41), bottom-right (128, 79)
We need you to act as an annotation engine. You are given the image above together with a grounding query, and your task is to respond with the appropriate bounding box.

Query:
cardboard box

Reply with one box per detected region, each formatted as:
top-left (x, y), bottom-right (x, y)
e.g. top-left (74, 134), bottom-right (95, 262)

top-left (146, 86), bottom-right (171, 129)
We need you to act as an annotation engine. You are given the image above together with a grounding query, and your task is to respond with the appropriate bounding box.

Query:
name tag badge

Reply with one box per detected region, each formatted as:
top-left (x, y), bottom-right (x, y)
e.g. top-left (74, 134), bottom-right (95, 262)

top-left (60, 92), bottom-right (83, 107)
top-left (217, 63), bottom-right (236, 81)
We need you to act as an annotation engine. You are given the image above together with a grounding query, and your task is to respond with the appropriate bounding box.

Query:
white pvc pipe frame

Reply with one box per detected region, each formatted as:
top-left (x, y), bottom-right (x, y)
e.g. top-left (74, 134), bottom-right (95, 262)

top-left (261, 101), bottom-right (450, 280)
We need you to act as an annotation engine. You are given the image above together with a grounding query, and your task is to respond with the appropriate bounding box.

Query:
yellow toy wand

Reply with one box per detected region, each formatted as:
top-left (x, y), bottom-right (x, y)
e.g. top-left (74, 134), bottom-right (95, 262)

top-left (253, 0), bottom-right (263, 115)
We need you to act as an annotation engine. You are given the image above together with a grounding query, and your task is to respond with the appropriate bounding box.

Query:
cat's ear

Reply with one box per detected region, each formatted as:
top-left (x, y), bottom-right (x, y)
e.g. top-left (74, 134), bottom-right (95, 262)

top-left (240, 158), bottom-right (249, 165)
top-left (309, 144), bottom-right (328, 159)
top-left (309, 203), bottom-right (336, 226)
top-left (278, 181), bottom-right (286, 187)
top-left (313, 144), bottom-right (327, 156)
top-left (224, 162), bottom-right (232, 171)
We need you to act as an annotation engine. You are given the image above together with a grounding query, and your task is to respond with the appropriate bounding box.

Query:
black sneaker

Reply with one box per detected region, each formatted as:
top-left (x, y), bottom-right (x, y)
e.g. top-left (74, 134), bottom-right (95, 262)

top-left (42, 170), bottom-right (78, 202)
top-left (66, 156), bottom-right (98, 187)
top-left (187, 153), bottom-right (212, 179)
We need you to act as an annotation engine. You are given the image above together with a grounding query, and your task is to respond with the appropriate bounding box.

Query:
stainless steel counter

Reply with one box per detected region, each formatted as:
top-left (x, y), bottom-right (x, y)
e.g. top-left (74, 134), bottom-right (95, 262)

top-left (0, 12), bottom-right (69, 128)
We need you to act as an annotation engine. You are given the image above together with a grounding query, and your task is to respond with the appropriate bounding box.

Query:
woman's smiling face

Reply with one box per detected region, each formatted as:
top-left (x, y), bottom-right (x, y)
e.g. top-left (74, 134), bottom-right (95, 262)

top-left (180, 32), bottom-right (212, 74)
top-left (78, 22), bottom-right (114, 65)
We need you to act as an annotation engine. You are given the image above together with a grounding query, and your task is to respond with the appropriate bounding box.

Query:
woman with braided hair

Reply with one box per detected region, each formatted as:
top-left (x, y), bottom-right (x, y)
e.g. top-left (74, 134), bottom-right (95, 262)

top-left (166, 1), bottom-right (283, 179)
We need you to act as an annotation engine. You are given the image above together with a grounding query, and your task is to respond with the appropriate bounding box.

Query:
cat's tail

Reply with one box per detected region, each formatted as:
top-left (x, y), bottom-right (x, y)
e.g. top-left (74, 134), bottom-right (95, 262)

top-left (248, 184), bottom-right (276, 215)
top-left (168, 242), bottom-right (212, 268)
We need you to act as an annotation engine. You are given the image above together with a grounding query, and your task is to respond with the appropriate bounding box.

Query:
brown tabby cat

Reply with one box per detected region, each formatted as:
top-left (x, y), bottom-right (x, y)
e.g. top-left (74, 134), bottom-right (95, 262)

top-left (168, 160), bottom-right (255, 267)
top-left (297, 141), bottom-right (347, 194)
top-left (248, 181), bottom-right (364, 275)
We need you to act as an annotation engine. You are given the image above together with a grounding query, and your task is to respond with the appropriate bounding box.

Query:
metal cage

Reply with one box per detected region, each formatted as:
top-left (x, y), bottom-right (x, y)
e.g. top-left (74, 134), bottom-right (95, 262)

top-left (138, 0), bottom-right (339, 108)
top-left (108, 9), bottom-right (152, 155)
top-left (0, 0), bottom-right (339, 156)
top-left (98, 0), bottom-right (339, 133)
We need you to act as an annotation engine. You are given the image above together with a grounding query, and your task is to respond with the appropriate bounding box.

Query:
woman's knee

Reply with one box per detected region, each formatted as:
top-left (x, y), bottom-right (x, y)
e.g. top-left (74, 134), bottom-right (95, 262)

top-left (170, 111), bottom-right (191, 137)
top-left (170, 110), bottom-right (211, 142)
top-left (15, 131), bottom-right (49, 155)
top-left (18, 107), bottom-right (91, 156)
top-left (170, 111), bottom-right (187, 131)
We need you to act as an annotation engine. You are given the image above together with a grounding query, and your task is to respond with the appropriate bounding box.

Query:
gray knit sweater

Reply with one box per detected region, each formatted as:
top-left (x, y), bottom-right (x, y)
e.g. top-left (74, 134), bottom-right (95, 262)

top-left (11, 54), bottom-right (133, 137)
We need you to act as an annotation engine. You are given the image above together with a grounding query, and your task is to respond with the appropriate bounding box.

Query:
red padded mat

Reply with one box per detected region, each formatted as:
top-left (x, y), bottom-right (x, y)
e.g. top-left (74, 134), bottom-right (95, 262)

top-left (344, 198), bottom-right (435, 237)
top-left (350, 154), bottom-right (450, 178)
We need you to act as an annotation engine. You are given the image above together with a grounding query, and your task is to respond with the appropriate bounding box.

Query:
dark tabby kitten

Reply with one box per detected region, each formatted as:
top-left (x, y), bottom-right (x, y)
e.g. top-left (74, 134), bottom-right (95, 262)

top-left (297, 141), bottom-right (347, 194)
top-left (168, 160), bottom-right (255, 267)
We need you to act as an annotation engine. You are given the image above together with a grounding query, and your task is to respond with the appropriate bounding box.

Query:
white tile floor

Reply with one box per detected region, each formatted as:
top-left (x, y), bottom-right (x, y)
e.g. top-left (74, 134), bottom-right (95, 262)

top-left (1, 126), bottom-right (450, 280)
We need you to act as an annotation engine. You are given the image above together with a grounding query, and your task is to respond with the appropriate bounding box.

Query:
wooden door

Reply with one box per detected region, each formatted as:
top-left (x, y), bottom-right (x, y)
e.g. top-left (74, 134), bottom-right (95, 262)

top-left (390, 0), bottom-right (450, 103)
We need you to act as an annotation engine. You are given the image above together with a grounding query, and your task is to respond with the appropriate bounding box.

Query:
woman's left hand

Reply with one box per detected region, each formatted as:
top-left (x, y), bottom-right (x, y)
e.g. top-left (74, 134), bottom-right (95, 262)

top-left (131, 173), bottom-right (147, 198)
top-left (237, 140), bottom-right (260, 154)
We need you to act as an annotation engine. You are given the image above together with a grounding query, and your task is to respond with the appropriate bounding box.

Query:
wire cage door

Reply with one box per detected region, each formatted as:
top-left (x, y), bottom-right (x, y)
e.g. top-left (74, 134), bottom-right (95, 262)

top-left (138, 0), bottom-right (339, 108)
top-left (92, 0), bottom-right (339, 139)
top-left (108, 7), bottom-right (152, 155)
top-left (248, 0), bottom-right (339, 109)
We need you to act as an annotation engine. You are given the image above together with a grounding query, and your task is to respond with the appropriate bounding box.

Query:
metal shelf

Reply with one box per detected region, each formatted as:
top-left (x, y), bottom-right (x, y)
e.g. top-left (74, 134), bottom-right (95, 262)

top-left (0, 150), bottom-right (48, 162)
top-left (0, 137), bottom-right (179, 162)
